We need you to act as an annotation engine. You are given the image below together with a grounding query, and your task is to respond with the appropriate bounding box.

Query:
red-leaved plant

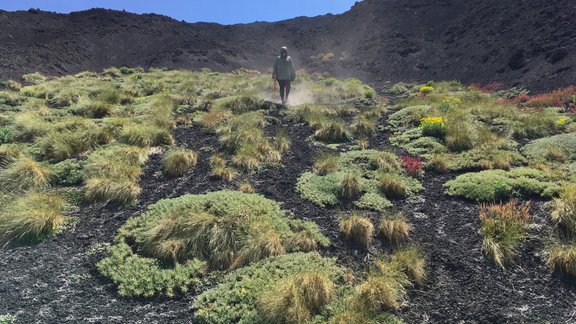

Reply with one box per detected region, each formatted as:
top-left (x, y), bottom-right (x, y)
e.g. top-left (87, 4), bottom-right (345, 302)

top-left (401, 156), bottom-right (424, 177)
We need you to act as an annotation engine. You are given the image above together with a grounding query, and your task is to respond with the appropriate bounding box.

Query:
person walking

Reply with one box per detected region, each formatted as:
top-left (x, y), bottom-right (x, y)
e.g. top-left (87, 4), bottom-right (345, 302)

top-left (272, 46), bottom-right (296, 105)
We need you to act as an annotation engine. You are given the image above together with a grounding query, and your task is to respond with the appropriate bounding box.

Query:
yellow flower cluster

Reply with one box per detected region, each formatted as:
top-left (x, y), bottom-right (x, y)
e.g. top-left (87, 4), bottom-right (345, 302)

top-left (443, 97), bottom-right (462, 104)
top-left (556, 117), bottom-right (569, 126)
top-left (419, 85), bottom-right (434, 94)
top-left (420, 117), bottom-right (445, 125)
top-left (420, 116), bottom-right (446, 137)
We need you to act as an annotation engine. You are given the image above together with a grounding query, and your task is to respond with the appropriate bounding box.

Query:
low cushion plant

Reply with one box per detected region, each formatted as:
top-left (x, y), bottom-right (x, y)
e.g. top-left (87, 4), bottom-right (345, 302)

top-left (98, 191), bottom-right (329, 297)
top-left (297, 150), bottom-right (422, 211)
top-left (444, 168), bottom-right (560, 201)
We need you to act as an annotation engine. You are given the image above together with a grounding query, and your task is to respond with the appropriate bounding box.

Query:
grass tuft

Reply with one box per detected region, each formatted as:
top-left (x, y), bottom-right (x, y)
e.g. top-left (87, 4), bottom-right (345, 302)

top-left (547, 244), bottom-right (576, 277)
top-left (479, 200), bottom-right (531, 268)
top-left (258, 272), bottom-right (335, 323)
top-left (379, 214), bottom-right (411, 246)
top-left (0, 192), bottom-right (67, 246)
top-left (340, 213), bottom-right (374, 248)
top-left (163, 148), bottom-right (197, 178)
top-left (0, 157), bottom-right (52, 192)
top-left (340, 172), bottom-right (362, 200)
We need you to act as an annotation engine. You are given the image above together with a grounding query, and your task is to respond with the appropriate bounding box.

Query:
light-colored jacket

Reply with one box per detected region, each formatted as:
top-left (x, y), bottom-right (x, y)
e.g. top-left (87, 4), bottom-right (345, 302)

top-left (273, 56), bottom-right (296, 81)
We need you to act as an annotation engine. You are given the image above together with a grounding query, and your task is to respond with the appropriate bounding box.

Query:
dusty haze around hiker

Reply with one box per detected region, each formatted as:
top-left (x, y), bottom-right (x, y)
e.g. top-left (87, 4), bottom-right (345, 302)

top-left (1, 1), bottom-right (576, 324)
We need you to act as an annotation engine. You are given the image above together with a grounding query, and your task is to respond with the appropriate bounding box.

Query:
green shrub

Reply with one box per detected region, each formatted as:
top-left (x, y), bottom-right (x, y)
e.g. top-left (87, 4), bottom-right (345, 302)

top-left (163, 148), bottom-right (198, 177)
top-left (194, 253), bottom-right (344, 323)
top-left (388, 105), bottom-right (432, 128)
top-left (420, 117), bottom-right (446, 138)
top-left (0, 127), bottom-right (13, 144)
top-left (0, 192), bottom-right (67, 246)
top-left (100, 192), bottom-right (329, 297)
top-left (522, 133), bottom-right (576, 162)
top-left (443, 147), bottom-right (527, 172)
top-left (389, 128), bottom-right (447, 158)
top-left (51, 159), bottom-right (83, 186)
top-left (444, 168), bottom-right (560, 201)
top-left (0, 157), bottom-right (52, 192)
top-left (512, 110), bottom-right (561, 140)
top-left (479, 200), bottom-right (531, 268)
top-left (0, 314), bottom-right (17, 324)
top-left (97, 241), bottom-right (206, 297)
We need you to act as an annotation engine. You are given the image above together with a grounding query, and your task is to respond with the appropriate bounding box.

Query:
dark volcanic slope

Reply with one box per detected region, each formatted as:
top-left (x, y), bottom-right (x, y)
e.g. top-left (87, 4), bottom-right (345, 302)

top-left (1, 0), bottom-right (575, 90)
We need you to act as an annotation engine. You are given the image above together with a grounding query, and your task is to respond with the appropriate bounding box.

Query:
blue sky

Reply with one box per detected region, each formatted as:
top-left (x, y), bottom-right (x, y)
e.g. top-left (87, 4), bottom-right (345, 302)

top-left (0, 0), bottom-right (360, 24)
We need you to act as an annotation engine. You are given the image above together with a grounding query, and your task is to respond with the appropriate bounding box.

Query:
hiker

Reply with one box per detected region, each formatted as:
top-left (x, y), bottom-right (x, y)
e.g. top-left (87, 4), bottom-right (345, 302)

top-left (272, 46), bottom-right (296, 105)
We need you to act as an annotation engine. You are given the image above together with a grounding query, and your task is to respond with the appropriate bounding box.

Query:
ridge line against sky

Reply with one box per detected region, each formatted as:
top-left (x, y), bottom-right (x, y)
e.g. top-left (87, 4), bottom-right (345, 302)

top-left (0, 0), bottom-right (361, 24)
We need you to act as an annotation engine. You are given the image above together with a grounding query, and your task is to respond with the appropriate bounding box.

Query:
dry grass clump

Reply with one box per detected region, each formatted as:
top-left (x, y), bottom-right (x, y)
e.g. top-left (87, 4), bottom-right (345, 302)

top-left (84, 178), bottom-right (142, 205)
top-left (239, 181), bottom-right (256, 193)
top-left (0, 192), bottom-right (67, 246)
top-left (547, 244), bottom-right (576, 277)
top-left (163, 148), bottom-right (197, 177)
top-left (83, 145), bottom-right (148, 204)
top-left (340, 213), bottom-right (374, 248)
top-left (0, 144), bottom-right (23, 164)
top-left (551, 184), bottom-right (576, 236)
top-left (12, 111), bottom-right (47, 142)
top-left (40, 121), bottom-right (113, 162)
top-left (210, 155), bottom-right (236, 181)
top-left (355, 260), bottom-right (411, 311)
top-left (119, 123), bottom-right (174, 147)
top-left (0, 157), bottom-right (52, 192)
top-left (258, 272), bottom-right (335, 324)
top-left (273, 129), bottom-right (291, 153)
top-left (379, 214), bottom-right (411, 246)
top-left (78, 100), bottom-right (112, 118)
top-left (378, 173), bottom-right (410, 198)
top-left (314, 152), bottom-right (339, 175)
top-left (314, 119), bottom-right (351, 143)
top-left (479, 200), bottom-right (531, 268)
top-left (339, 172), bottom-right (362, 200)
top-left (390, 246), bottom-right (426, 285)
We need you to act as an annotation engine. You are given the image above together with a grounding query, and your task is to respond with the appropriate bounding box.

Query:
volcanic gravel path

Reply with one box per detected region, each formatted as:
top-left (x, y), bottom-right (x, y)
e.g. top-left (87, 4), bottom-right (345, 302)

top-left (1, 105), bottom-right (575, 323)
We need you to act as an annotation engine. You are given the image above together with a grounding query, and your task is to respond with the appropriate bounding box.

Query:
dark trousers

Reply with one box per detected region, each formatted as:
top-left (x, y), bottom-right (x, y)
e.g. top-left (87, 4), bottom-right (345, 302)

top-left (278, 80), bottom-right (291, 103)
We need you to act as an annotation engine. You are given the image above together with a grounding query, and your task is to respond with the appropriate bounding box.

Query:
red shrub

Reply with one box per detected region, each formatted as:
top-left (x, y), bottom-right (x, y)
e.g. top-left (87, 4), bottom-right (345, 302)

top-left (526, 86), bottom-right (576, 108)
top-left (401, 156), bottom-right (424, 177)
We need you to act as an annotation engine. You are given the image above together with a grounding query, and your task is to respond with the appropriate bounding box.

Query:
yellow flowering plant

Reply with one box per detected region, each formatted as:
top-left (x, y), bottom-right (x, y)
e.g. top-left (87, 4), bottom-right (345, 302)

top-left (419, 85), bottom-right (434, 94)
top-left (440, 96), bottom-right (462, 114)
top-left (556, 117), bottom-right (569, 127)
top-left (420, 116), bottom-right (446, 138)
